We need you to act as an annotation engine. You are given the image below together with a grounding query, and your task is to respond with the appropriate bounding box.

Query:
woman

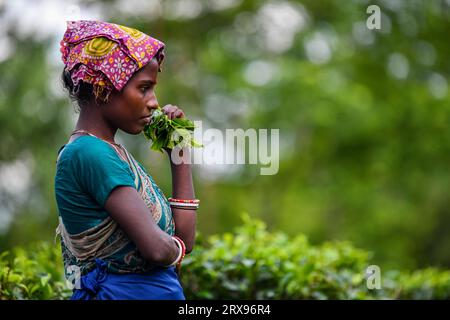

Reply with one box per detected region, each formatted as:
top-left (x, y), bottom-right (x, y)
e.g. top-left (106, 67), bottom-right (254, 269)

top-left (54, 20), bottom-right (197, 300)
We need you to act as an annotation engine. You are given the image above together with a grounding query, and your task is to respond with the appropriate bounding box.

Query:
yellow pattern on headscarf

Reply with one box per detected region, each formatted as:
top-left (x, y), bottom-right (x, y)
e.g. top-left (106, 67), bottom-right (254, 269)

top-left (117, 25), bottom-right (145, 41)
top-left (84, 37), bottom-right (116, 57)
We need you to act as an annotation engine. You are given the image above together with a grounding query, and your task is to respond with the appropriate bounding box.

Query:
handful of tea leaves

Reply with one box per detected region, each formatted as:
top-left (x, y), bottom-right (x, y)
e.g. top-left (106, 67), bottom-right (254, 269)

top-left (143, 108), bottom-right (202, 152)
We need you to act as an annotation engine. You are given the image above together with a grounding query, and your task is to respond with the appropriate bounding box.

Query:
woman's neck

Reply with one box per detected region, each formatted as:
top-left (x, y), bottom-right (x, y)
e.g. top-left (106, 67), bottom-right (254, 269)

top-left (74, 104), bottom-right (117, 144)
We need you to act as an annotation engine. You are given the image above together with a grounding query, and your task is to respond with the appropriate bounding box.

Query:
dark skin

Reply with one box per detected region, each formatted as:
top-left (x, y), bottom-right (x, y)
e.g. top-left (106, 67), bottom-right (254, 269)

top-left (69, 59), bottom-right (196, 266)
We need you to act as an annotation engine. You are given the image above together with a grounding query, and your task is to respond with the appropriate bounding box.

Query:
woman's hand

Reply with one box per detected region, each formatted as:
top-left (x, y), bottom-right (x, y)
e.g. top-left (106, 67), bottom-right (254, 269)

top-left (161, 104), bottom-right (185, 155)
top-left (162, 104), bottom-right (185, 120)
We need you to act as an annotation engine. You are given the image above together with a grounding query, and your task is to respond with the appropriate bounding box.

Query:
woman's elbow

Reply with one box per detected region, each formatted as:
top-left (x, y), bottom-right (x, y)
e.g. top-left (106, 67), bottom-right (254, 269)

top-left (185, 242), bottom-right (194, 255)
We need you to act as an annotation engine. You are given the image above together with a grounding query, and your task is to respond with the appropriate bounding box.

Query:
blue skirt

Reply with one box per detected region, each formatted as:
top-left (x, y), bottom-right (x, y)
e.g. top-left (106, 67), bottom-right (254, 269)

top-left (71, 259), bottom-right (185, 300)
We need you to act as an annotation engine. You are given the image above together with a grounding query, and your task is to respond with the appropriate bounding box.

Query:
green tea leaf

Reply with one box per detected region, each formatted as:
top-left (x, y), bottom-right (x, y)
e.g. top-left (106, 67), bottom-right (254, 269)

top-left (142, 106), bottom-right (202, 152)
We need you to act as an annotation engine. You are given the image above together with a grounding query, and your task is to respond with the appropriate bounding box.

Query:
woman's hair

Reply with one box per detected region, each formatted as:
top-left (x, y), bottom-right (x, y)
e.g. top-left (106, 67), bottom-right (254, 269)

top-left (61, 70), bottom-right (102, 112)
top-left (62, 50), bottom-right (164, 112)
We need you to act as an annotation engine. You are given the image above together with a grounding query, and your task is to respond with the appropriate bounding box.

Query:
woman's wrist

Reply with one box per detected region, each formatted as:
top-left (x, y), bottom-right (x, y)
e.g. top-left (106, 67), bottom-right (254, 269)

top-left (168, 236), bottom-right (186, 267)
top-left (167, 147), bottom-right (191, 166)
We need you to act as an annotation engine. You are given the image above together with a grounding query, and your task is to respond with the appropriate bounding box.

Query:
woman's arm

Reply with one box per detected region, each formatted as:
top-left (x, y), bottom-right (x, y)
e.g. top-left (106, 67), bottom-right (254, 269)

top-left (105, 186), bottom-right (180, 265)
top-left (160, 104), bottom-right (197, 254)
top-left (169, 147), bottom-right (197, 254)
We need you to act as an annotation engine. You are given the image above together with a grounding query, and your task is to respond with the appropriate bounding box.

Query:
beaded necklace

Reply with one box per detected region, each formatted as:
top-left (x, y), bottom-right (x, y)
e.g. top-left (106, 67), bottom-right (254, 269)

top-left (70, 129), bottom-right (128, 161)
top-left (71, 129), bottom-right (122, 147)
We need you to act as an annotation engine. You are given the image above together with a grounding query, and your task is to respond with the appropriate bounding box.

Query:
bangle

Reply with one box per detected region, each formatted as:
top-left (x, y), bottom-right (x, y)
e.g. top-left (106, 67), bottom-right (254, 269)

top-left (168, 198), bottom-right (200, 204)
top-left (169, 237), bottom-right (182, 266)
top-left (168, 197), bottom-right (200, 210)
top-left (169, 236), bottom-right (186, 267)
top-left (170, 202), bottom-right (199, 210)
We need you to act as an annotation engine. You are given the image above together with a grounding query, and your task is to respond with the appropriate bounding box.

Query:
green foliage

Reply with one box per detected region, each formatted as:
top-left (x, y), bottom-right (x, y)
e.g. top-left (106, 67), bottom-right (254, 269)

top-left (0, 243), bottom-right (70, 300)
top-left (1, 0), bottom-right (450, 271)
top-left (1, 215), bottom-right (448, 300)
top-left (142, 108), bottom-right (201, 152)
top-left (395, 269), bottom-right (450, 300)
top-left (181, 214), bottom-right (450, 300)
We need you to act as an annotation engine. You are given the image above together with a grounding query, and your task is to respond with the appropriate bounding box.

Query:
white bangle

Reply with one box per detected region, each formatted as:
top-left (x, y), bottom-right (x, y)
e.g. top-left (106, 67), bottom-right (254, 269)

top-left (169, 202), bottom-right (199, 209)
top-left (168, 237), bottom-right (183, 266)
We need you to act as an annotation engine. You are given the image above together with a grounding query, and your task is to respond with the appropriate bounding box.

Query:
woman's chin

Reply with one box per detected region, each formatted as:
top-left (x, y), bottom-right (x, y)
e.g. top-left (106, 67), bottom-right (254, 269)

top-left (123, 127), bottom-right (143, 135)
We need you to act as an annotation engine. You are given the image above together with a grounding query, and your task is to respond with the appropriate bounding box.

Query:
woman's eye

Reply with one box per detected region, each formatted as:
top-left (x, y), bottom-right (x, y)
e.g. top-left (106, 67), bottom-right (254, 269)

top-left (140, 87), bottom-right (149, 93)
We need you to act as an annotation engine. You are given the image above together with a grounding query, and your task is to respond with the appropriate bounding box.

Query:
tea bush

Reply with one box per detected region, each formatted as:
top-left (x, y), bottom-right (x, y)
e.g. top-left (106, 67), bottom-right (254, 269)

top-left (1, 214), bottom-right (448, 300)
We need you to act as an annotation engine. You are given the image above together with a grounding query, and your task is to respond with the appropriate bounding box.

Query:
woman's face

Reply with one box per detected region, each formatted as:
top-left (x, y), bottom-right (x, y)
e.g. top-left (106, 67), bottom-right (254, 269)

top-left (104, 59), bottom-right (160, 134)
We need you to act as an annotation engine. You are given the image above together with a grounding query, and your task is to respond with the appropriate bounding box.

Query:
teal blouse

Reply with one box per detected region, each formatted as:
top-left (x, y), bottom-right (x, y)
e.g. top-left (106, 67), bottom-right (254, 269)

top-left (54, 135), bottom-right (175, 276)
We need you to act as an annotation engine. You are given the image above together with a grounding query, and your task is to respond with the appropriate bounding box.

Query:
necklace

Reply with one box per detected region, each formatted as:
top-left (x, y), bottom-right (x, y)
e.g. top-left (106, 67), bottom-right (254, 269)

top-left (70, 129), bottom-right (123, 147)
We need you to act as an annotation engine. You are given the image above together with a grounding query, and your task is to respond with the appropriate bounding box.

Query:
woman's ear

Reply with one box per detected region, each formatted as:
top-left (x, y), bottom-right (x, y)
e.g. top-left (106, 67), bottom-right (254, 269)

top-left (156, 50), bottom-right (165, 72)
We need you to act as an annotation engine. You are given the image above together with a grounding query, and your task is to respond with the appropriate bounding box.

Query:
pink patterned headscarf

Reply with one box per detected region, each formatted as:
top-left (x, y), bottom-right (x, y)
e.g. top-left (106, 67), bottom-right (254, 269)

top-left (60, 20), bottom-right (165, 100)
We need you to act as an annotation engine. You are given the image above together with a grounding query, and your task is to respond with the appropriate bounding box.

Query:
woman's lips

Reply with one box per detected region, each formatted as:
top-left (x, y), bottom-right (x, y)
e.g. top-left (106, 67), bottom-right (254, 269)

top-left (141, 116), bottom-right (151, 124)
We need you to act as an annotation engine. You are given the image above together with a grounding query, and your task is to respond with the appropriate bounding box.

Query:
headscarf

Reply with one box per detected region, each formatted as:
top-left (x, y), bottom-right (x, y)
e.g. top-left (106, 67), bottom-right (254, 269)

top-left (60, 20), bottom-right (165, 101)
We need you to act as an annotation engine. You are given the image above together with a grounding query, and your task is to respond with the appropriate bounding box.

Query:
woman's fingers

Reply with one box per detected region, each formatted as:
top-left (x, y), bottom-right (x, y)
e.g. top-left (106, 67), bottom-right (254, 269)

top-left (162, 105), bottom-right (175, 119)
top-left (162, 105), bottom-right (185, 119)
top-left (175, 110), bottom-right (184, 118)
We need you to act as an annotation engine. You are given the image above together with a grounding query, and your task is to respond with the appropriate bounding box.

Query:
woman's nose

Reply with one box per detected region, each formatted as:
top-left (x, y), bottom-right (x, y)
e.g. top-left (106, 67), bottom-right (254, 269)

top-left (146, 95), bottom-right (159, 110)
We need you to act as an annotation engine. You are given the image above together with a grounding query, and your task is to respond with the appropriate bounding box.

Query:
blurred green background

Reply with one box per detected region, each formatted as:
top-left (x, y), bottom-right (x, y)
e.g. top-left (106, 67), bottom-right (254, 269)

top-left (0, 0), bottom-right (449, 272)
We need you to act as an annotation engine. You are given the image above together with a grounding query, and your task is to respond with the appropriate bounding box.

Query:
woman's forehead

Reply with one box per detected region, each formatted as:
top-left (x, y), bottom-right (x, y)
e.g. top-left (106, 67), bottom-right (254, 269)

top-left (132, 60), bottom-right (159, 82)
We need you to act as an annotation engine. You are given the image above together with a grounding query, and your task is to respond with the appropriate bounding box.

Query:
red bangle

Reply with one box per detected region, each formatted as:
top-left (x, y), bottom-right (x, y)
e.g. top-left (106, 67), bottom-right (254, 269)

top-left (168, 197), bottom-right (200, 204)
